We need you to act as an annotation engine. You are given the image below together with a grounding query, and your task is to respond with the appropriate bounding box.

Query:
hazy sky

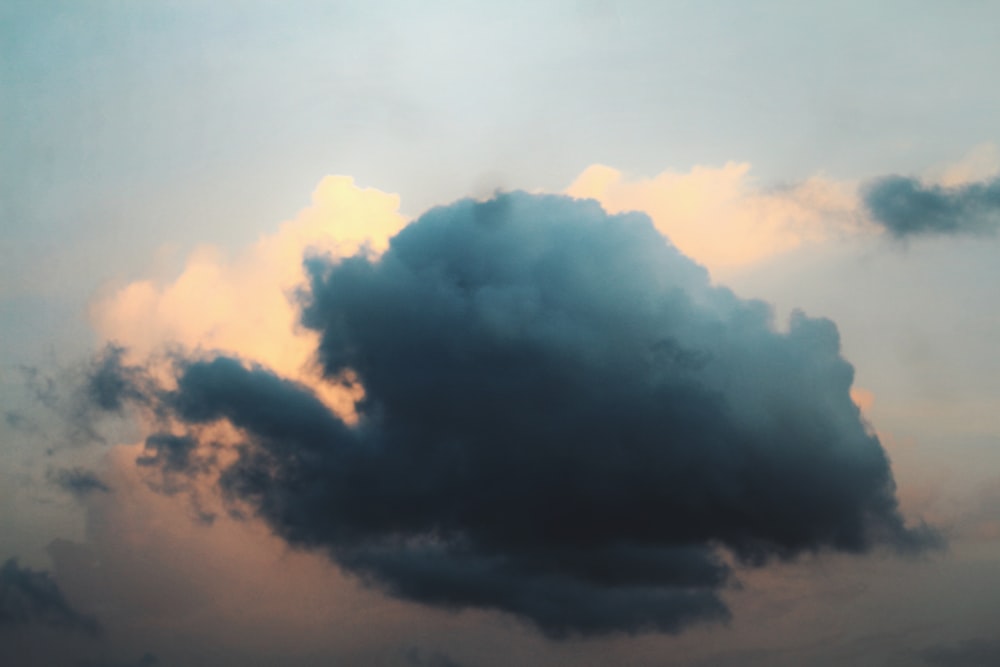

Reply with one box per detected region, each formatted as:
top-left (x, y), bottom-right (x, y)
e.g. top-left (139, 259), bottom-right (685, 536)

top-left (3, 2), bottom-right (1000, 666)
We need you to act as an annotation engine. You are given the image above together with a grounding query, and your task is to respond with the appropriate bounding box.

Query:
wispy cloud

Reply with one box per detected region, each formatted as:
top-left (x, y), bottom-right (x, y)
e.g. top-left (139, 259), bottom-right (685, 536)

top-left (921, 637), bottom-right (1000, 666)
top-left (0, 558), bottom-right (100, 636)
top-left (49, 467), bottom-right (112, 497)
top-left (566, 163), bottom-right (859, 275)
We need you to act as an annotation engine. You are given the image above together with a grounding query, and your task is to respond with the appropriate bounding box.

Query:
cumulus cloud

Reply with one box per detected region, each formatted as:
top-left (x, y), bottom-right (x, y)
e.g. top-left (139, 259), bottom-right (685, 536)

top-left (566, 163), bottom-right (859, 275)
top-left (0, 558), bottom-right (100, 636)
top-left (862, 175), bottom-right (1000, 238)
top-left (92, 191), bottom-right (935, 638)
top-left (89, 175), bottom-right (404, 424)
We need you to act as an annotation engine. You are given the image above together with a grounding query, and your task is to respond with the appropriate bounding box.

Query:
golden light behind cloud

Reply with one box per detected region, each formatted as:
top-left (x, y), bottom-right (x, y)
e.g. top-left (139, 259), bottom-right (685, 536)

top-left (90, 176), bottom-right (406, 422)
top-left (566, 163), bottom-right (859, 277)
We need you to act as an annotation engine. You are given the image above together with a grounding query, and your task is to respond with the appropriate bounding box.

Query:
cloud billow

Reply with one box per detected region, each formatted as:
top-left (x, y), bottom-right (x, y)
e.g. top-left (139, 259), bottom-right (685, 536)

top-left (863, 174), bottom-right (1000, 237)
top-left (99, 192), bottom-right (934, 637)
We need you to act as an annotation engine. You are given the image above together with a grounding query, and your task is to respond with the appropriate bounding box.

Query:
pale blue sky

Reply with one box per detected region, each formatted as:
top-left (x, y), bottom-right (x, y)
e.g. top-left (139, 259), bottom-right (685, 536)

top-left (4, 1), bottom-right (998, 298)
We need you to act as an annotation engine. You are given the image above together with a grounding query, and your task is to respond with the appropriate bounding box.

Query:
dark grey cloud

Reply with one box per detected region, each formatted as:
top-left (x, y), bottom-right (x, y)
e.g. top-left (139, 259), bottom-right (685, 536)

top-left (135, 433), bottom-right (217, 523)
top-left (922, 638), bottom-right (1000, 667)
top-left (49, 467), bottom-right (112, 497)
top-left (863, 174), bottom-right (1000, 238)
top-left (94, 192), bottom-right (935, 638)
top-left (0, 558), bottom-right (100, 636)
top-left (11, 346), bottom-right (157, 449)
top-left (85, 344), bottom-right (154, 413)
top-left (136, 433), bottom-right (202, 475)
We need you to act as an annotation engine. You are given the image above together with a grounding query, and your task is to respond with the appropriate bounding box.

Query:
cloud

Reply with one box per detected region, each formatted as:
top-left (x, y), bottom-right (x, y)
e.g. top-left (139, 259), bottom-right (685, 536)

top-left (89, 175), bottom-right (405, 425)
top-left (928, 143), bottom-right (1000, 188)
top-left (4, 409), bottom-right (39, 433)
top-left (862, 175), bottom-right (1000, 238)
top-left (136, 433), bottom-right (203, 475)
top-left (566, 163), bottom-right (859, 275)
top-left (94, 191), bottom-right (935, 638)
top-left (18, 364), bottom-right (59, 410)
top-left (11, 348), bottom-right (152, 448)
top-left (921, 638), bottom-right (1000, 667)
top-left (0, 558), bottom-right (100, 636)
top-left (86, 344), bottom-right (154, 413)
top-left (39, 447), bottom-right (467, 667)
top-left (49, 467), bottom-right (112, 497)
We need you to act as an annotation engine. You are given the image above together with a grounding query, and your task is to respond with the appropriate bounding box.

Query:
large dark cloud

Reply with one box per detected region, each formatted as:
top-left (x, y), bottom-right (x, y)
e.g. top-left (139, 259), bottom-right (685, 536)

top-left (0, 558), bottom-right (100, 636)
top-left (96, 192), bottom-right (934, 638)
top-left (863, 174), bottom-right (1000, 237)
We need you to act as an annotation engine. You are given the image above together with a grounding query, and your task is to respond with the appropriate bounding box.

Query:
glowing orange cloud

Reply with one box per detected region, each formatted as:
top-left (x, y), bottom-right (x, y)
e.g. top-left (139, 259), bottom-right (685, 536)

top-left (90, 176), bottom-right (406, 422)
top-left (566, 163), bottom-right (860, 278)
top-left (932, 143), bottom-right (999, 187)
top-left (850, 387), bottom-right (875, 415)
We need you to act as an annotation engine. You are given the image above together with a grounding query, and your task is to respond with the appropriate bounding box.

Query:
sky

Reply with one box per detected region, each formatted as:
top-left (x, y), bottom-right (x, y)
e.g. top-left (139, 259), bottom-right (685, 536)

top-left (3, 2), bottom-right (1000, 666)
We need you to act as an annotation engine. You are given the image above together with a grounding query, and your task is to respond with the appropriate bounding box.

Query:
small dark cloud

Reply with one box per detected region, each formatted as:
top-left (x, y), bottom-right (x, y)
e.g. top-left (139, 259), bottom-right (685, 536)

top-left (863, 174), bottom-right (1000, 238)
top-left (85, 344), bottom-right (153, 413)
top-left (922, 638), bottom-right (1000, 666)
top-left (12, 346), bottom-right (158, 448)
top-left (0, 558), bottom-right (100, 636)
top-left (136, 433), bottom-right (201, 474)
top-left (49, 467), bottom-right (112, 497)
top-left (135, 433), bottom-right (217, 523)
top-left (92, 192), bottom-right (937, 638)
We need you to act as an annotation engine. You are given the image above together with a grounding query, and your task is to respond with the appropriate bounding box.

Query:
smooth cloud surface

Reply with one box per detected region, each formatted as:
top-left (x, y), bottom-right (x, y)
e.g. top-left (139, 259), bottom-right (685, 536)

top-left (95, 191), bottom-right (933, 638)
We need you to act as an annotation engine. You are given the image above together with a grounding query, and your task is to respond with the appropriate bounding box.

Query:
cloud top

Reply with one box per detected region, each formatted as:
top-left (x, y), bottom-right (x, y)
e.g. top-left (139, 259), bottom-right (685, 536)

top-left (566, 163), bottom-right (857, 273)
